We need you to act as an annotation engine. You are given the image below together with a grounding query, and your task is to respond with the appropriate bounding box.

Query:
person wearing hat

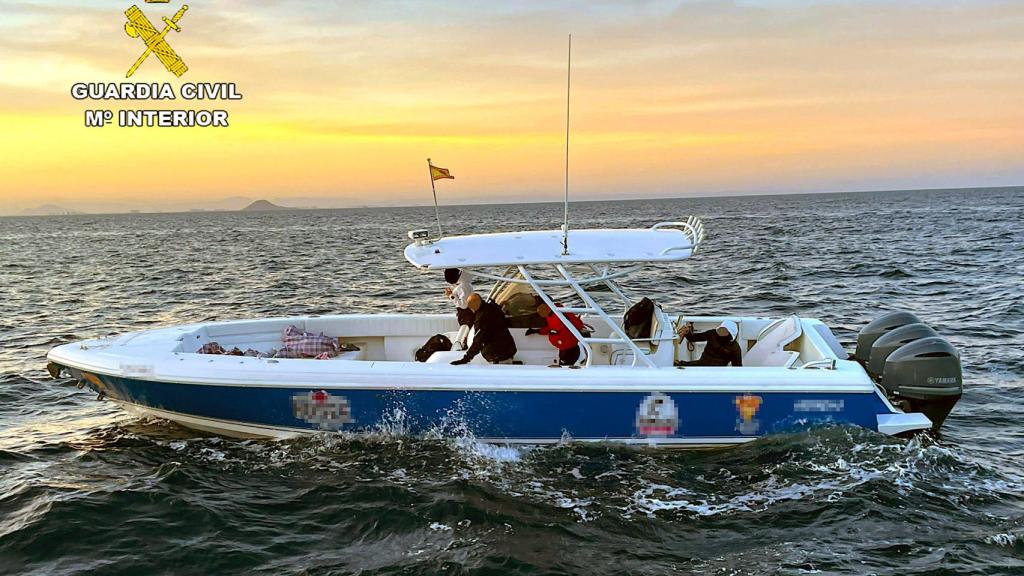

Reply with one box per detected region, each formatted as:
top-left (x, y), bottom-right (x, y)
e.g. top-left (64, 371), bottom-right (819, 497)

top-left (675, 320), bottom-right (743, 366)
top-left (444, 268), bottom-right (475, 327)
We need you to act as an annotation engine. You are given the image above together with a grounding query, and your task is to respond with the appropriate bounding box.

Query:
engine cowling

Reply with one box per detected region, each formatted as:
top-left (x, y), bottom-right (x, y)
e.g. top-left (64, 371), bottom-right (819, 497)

top-left (881, 336), bottom-right (963, 431)
top-left (855, 311), bottom-right (921, 363)
top-left (866, 322), bottom-right (938, 378)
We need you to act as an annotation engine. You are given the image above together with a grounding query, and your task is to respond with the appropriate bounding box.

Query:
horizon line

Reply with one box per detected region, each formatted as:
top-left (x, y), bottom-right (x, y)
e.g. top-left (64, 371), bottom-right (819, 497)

top-left (5, 183), bottom-right (1021, 218)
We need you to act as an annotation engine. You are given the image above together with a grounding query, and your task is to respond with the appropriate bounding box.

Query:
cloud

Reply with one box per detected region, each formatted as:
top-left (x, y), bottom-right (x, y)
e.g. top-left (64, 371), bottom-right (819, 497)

top-left (0, 0), bottom-right (1022, 213)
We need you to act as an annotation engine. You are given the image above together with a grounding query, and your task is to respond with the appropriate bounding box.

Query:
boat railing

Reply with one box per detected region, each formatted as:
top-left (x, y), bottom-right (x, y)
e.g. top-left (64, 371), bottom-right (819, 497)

top-left (652, 217), bottom-right (706, 255)
top-left (628, 336), bottom-right (679, 343)
top-left (797, 358), bottom-right (838, 370)
top-left (514, 263), bottom-right (657, 368)
top-left (473, 265), bottom-right (640, 288)
top-left (466, 217), bottom-right (708, 368)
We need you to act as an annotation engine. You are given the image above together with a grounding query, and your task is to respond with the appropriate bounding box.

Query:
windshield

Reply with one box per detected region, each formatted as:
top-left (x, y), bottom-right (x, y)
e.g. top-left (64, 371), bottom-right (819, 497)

top-left (490, 272), bottom-right (546, 328)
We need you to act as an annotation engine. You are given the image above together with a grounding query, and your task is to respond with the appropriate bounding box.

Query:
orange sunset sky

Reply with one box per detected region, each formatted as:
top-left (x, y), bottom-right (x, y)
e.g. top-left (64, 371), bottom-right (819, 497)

top-left (1, 1), bottom-right (1022, 214)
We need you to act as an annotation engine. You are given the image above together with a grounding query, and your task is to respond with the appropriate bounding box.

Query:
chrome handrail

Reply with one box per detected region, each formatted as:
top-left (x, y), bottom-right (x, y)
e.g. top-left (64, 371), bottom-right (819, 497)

top-left (797, 358), bottom-right (837, 370)
top-left (652, 216), bottom-right (705, 255)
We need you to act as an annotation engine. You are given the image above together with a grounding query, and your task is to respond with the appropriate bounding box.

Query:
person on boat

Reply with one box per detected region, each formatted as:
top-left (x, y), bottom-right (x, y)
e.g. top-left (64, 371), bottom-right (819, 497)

top-left (526, 302), bottom-right (585, 366)
top-left (675, 320), bottom-right (742, 367)
top-left (450, 293), bottom-right (517, 365)
top-left (444, 268), bottom-right (475, 327)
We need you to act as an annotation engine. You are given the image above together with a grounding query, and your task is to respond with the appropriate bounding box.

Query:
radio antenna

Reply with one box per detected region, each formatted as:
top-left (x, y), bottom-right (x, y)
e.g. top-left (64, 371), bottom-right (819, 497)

top-left (561, 34), bottom-right (572, 256)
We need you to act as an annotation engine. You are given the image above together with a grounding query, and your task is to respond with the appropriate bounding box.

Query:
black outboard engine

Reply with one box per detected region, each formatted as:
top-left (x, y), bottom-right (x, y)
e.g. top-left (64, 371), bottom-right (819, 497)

top-left (856, 312), bottom-right (963, 433)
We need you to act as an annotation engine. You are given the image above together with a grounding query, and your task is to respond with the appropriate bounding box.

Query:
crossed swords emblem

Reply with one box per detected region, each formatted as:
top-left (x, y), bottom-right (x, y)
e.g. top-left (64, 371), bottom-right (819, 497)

top-left (124, 3), bottom-right (190, 78)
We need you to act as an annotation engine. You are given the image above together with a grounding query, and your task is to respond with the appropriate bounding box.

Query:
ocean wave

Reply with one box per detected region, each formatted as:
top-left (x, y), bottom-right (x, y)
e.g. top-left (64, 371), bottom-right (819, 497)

top-left (3, 191), bottom-right (1024, 574)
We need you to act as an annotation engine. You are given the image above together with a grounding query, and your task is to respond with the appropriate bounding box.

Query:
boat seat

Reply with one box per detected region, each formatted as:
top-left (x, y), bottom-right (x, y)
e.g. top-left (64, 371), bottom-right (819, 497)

top-left (425, 351), bottom-right (487, 364)
top-left (744, 315), bottom-right (803, 367)
top-left (424, 350), bottom-right (554, 366)
top-left (305, 315), bottom-right (458, 338)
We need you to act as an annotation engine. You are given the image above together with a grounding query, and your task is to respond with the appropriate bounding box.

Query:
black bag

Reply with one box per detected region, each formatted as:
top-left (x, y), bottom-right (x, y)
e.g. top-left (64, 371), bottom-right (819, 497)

top-left (415, 334), bottom-right (453, 362)
top-left (623, 297), bottom-right (655, 339)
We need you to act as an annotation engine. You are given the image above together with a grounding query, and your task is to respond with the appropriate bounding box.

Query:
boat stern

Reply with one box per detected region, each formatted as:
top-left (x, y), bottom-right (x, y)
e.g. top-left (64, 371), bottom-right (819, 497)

top-left (876, 412), bottom-right (932, 437)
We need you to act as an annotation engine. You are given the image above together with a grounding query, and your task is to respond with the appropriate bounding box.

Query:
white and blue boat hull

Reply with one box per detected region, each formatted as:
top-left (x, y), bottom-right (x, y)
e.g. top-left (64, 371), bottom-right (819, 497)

top-left (58, 365), bottom-right (928, 446)
top-left (44, 218), bottom-right (958, 446)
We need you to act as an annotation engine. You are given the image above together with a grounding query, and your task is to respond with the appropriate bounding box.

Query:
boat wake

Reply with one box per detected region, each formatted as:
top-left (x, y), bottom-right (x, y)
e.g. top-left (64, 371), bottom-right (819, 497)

top-left (4, 189), bottom-right (1024, 574)
top-left (3, 396), bottom-right (1023, 575)
top-left (97, 415), bottom-right (1020, 526)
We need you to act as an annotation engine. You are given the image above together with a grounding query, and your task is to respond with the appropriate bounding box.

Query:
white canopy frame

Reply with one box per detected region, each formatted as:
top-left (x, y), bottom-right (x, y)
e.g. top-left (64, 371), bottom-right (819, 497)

top-left (405, 218), bottom-right (707, 269)
top-left (475, 262), bottom-right (655, 368)
top-left (412, 218), bottom-right (707, 368)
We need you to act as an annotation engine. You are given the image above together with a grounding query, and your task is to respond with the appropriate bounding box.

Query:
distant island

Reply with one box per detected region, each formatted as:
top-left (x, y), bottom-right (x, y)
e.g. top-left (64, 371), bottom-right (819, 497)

top-left (21, 204), bottom-right (82, 216)
top-left (242, 199), bottom-right (292, 211)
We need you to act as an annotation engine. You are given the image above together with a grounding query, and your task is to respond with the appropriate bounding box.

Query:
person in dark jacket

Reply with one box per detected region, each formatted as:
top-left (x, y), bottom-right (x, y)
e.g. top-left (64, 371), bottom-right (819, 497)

top-left (675, 320), bottom-right (743, 367)
top-left (451, 294), bottom-right (517, 364)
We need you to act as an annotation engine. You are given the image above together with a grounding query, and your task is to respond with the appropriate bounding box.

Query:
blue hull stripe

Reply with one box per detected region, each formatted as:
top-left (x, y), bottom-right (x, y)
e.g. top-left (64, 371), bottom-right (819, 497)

top-left (77, 371), bottom-right (892, 440)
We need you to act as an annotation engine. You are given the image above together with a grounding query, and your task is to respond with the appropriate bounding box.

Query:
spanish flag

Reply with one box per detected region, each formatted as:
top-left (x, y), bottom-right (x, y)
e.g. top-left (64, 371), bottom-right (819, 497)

top-left (430, 165), bottom-right (454, 181)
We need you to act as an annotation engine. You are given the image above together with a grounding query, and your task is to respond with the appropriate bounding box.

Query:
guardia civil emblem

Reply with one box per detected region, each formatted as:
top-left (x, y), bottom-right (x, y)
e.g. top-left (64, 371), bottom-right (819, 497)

top-left (124, 3), bottom-right (190, 77)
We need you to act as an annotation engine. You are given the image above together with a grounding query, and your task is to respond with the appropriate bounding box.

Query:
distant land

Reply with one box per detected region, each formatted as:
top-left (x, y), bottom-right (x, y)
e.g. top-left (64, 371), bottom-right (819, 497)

top-left (2, 185), bottom-right (1020, 217)
top-left (242, 199), bottom-right (292, 211)
top-left (21, 204), bottom-right (82, 216)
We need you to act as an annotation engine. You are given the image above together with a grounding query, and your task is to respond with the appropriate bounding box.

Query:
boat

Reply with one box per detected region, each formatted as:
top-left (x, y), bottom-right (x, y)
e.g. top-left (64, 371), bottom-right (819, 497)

top-left (45, 218), bottom-right (964, 447)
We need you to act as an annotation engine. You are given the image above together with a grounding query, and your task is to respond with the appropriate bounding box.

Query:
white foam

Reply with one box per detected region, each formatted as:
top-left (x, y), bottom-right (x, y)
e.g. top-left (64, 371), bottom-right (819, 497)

top-left (372, 405), bottom-right (410, 437)
top-left (986, 532), bottom-right (1020, 547)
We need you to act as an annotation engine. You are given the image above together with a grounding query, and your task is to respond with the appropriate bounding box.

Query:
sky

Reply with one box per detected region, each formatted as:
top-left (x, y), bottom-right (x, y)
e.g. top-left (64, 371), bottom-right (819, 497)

top-left (0, 0), bottom-right (1022, 214)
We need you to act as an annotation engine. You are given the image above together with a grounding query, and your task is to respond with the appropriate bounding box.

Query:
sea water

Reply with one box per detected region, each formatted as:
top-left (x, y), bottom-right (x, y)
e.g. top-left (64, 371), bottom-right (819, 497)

top-left (1, 188), bottom-right (1022, 574)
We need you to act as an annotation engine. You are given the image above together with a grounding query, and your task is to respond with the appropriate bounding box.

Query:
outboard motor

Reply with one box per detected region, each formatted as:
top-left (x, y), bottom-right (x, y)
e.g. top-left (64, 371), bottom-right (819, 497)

top-left (855, 311), bottom-right (921, 363)
top-left (881, 337), bottom-right (963, 431)
top-left (856, 312), bottom-right (963, 434)
top-left (866, 322), bottom-right (938, 378)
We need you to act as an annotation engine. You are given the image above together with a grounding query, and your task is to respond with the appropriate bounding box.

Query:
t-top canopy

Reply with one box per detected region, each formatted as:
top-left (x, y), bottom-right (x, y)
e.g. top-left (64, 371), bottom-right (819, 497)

top-left (404, 219), bottom-right (705, 269)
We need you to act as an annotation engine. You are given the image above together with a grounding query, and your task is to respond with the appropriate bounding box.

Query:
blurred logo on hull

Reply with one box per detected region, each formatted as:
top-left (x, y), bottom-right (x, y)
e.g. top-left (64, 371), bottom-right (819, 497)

top-left (292, 390), bottom-right (353, 430)
top-left (636, 392), bottom-right (679, 437)
top-left (735, 394), bottom-right (762, 435)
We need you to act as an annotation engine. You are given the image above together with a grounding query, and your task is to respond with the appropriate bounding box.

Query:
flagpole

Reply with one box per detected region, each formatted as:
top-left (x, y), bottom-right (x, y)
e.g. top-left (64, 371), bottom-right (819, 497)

top-left (427, 158), bottom-right (443, 240)
top-left (562, 34), bottom-right (571, 256)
